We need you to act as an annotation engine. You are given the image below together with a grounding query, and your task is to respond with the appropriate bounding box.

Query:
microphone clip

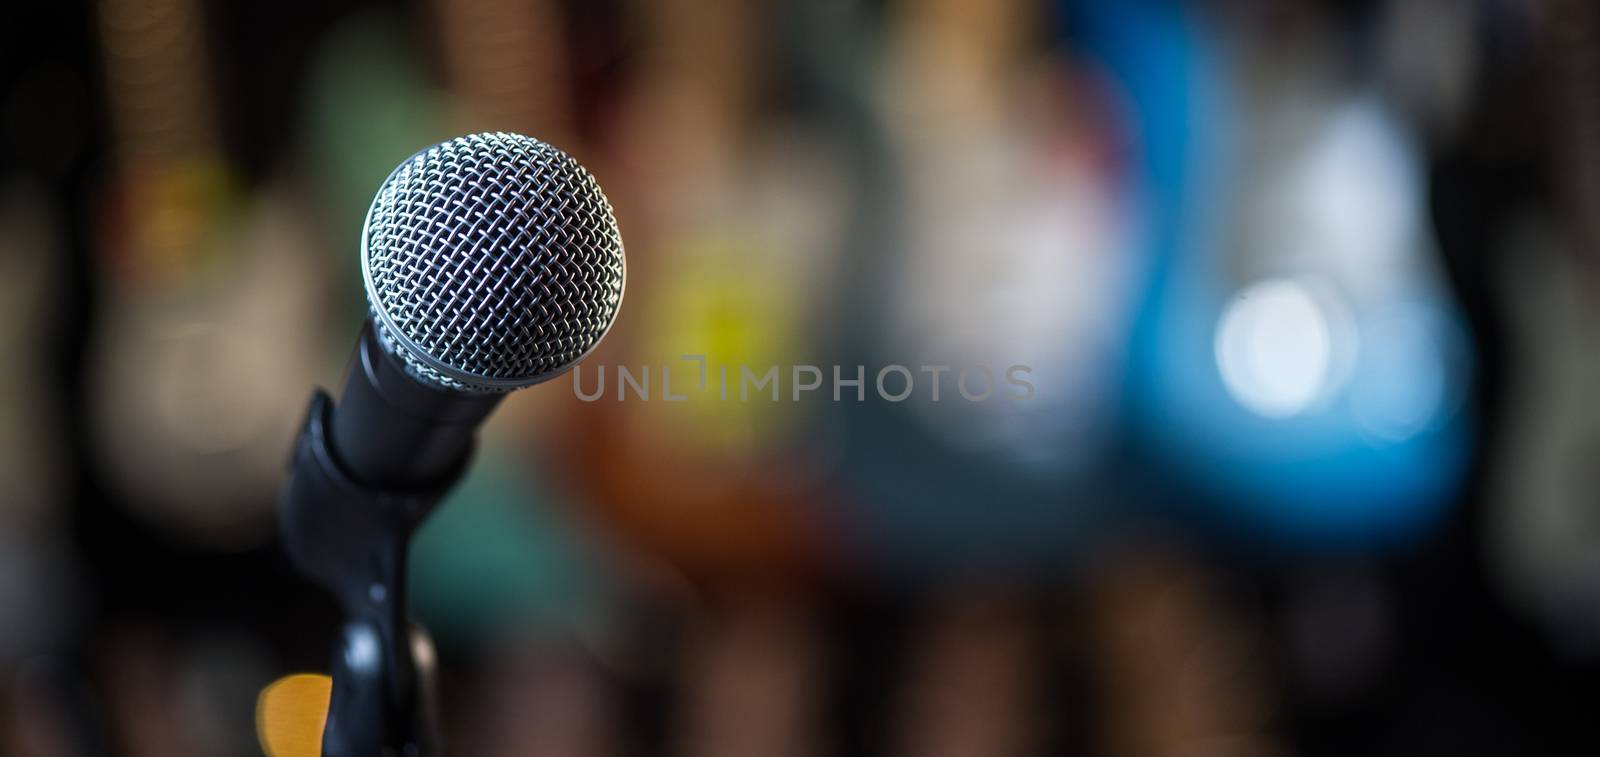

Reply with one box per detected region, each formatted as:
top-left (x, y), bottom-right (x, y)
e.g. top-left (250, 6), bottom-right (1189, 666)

top-left (280, 390), bottom-right (456, 756)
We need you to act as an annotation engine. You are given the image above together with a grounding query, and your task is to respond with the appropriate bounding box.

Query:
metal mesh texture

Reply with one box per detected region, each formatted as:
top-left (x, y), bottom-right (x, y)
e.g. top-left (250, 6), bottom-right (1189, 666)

top-left (362, 132), bottom-right (625, 392)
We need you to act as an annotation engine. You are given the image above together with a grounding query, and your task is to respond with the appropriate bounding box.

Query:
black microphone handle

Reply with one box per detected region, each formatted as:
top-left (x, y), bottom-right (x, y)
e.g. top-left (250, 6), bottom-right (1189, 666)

top-left (330, 321), bottom-right (504, 490)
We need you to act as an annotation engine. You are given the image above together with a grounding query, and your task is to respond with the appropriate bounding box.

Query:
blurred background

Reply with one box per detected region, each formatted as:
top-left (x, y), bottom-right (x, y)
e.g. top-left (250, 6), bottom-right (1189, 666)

top-left (2, 0), bottom-right (1598, 754)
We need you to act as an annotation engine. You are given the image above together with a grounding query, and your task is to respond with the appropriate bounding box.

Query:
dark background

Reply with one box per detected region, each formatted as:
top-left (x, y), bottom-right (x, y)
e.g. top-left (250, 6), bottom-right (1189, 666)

top-left (2, 0), bottom-right (1598, 755)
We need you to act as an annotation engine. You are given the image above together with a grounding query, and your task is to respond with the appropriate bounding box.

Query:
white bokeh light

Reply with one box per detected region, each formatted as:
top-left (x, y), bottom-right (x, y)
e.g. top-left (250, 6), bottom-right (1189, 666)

top-left (1216, 278), bottom-right (1335, 418)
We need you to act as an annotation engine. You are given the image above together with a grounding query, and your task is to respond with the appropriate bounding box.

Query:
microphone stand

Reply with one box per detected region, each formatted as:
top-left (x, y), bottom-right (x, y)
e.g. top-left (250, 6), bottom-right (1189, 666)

top-left (278, 382), bottom-right (459, 755)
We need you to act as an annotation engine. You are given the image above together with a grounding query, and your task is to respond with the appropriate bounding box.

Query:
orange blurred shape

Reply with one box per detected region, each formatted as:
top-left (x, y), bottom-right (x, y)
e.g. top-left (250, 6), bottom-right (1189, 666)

top-left (556, 397), bottom-right (844, 592)
top-left (256, 674), bottom-right (331, 757)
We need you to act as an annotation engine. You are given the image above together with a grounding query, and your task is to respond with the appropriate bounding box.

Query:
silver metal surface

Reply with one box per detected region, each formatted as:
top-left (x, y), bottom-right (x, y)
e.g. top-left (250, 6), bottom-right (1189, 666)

top-left (361, 132), bottom-right (625, 392)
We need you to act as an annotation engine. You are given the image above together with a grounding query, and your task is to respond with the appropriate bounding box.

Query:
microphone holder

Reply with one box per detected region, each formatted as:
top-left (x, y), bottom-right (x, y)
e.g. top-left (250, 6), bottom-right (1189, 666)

top-left (279, 389), bottom-right (460, 756)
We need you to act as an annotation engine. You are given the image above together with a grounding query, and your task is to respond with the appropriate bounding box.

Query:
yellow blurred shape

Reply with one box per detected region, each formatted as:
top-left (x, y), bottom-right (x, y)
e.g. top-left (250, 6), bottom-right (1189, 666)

top-left (256, 673), bottom-right (331, 757)
top-left (642, 234), bottom-right (804, 452)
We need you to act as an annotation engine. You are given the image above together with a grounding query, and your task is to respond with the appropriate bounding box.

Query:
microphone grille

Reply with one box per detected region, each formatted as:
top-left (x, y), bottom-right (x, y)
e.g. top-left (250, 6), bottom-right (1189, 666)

top-left (362, 132), bottom-right (625, 392)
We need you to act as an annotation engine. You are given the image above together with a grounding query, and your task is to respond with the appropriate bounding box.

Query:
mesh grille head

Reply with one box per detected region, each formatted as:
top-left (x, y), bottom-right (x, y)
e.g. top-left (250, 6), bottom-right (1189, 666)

top-left (362, 132), bottom-right (625, 392)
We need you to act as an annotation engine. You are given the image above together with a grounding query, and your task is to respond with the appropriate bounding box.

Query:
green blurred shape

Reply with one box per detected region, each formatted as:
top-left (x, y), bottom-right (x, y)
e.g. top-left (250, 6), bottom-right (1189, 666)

top-left (303, 10), bottom-right (447, 314)
top-left (408, 449), bottom-right (609, 646)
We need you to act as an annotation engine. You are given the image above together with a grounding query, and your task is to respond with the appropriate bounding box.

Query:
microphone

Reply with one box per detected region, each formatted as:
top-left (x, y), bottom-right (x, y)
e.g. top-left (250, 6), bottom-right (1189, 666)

top-left (337, 130), bottom-right (625, 487)
top-left (278, 132), bottom-right (624, 756)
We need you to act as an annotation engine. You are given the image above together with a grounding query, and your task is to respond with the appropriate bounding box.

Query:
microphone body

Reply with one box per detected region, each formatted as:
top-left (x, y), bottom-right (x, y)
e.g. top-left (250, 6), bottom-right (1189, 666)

top-left (330, 322), bottom-right (503, 490)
